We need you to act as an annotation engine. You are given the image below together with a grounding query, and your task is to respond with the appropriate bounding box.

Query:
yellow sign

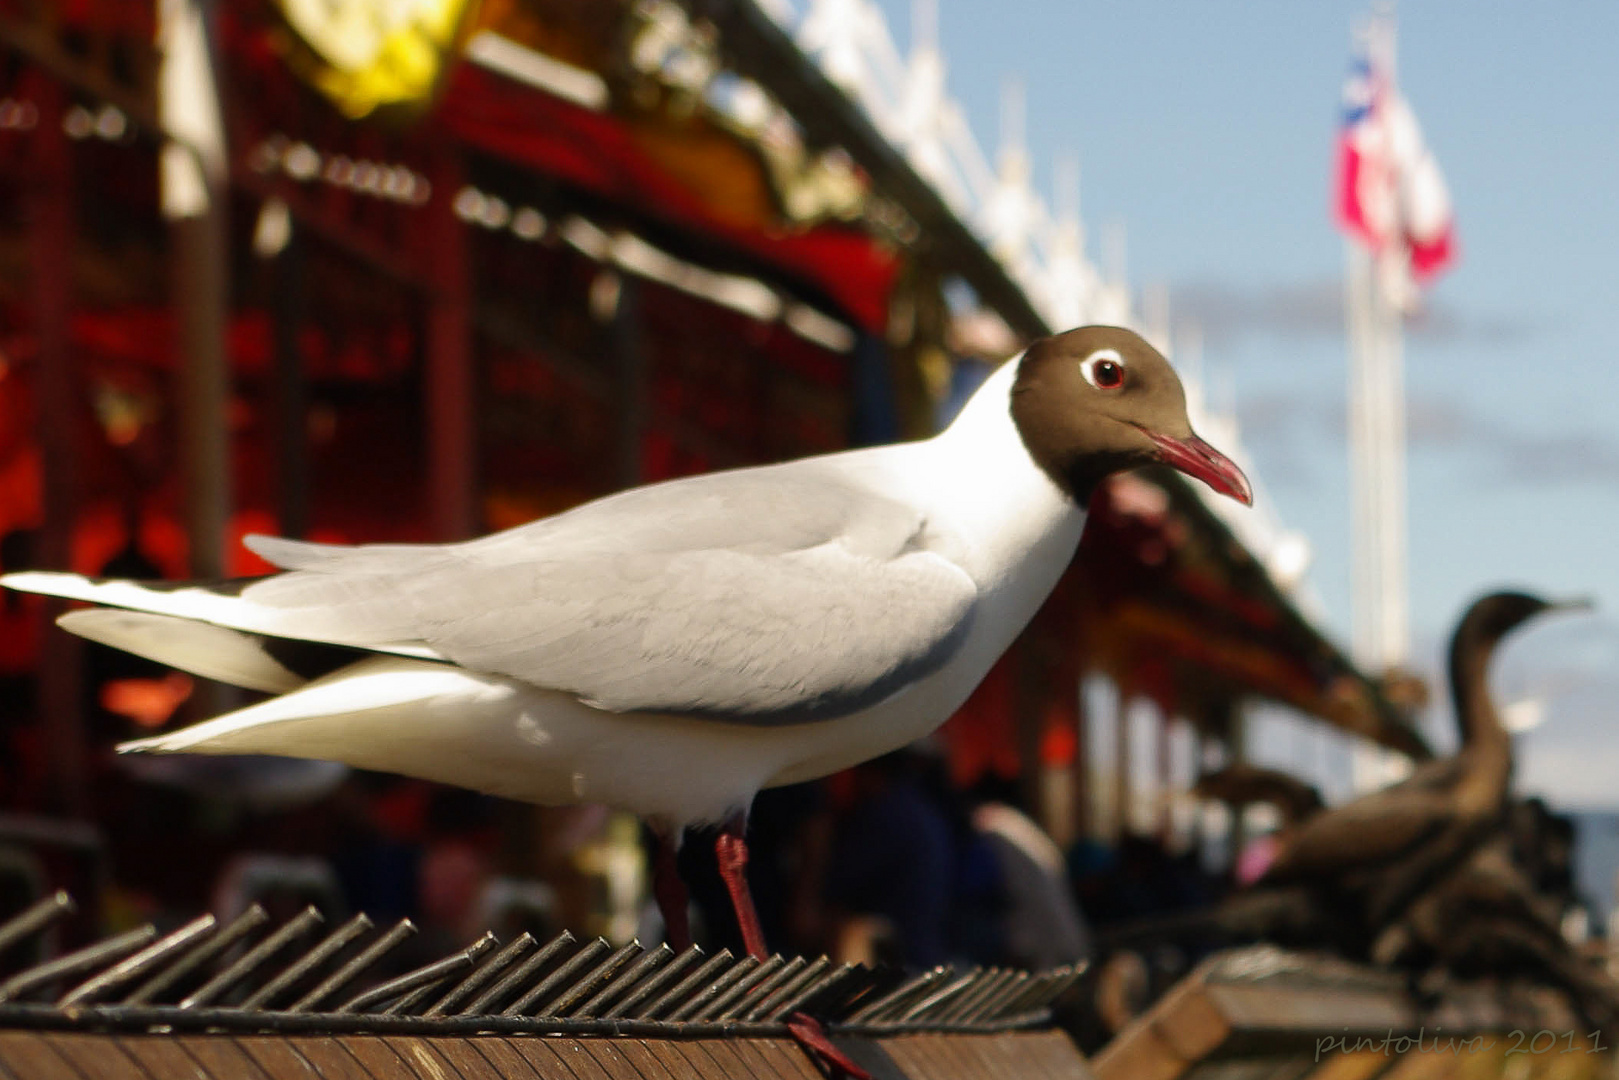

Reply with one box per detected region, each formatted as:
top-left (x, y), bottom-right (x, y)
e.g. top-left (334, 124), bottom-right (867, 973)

top-left (275, 0), bottom-right (480, 117)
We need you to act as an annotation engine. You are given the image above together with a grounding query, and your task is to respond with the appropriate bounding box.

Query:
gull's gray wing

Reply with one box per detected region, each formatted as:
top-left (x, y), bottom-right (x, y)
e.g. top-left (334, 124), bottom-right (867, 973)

top-left (241, 462), bottom-right (978, 724)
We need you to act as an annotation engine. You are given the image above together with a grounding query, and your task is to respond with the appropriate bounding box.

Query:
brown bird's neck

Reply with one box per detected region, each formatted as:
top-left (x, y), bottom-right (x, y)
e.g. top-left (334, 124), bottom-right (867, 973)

top-left (1448, 619), bottom-right (1513, 806)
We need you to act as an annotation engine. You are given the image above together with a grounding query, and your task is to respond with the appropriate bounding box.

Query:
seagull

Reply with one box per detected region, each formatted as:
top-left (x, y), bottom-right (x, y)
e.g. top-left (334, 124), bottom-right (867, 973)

top-left (3, 326), bottom-right (1249, 966)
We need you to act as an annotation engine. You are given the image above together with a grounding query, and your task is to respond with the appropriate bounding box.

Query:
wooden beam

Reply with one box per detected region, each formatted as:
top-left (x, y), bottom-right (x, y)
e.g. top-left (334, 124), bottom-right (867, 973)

top-left (424, 145), bottom-right (477, 540)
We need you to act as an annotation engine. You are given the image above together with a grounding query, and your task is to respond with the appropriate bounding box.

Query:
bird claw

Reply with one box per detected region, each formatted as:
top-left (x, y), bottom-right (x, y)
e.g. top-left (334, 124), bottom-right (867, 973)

top-left (788, 1011), bottom-right (871, 1080)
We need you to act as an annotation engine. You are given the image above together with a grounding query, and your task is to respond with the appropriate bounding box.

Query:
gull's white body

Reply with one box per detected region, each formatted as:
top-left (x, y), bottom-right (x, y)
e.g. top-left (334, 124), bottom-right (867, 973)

top-left (11, 360), bottom-right (1085, 828)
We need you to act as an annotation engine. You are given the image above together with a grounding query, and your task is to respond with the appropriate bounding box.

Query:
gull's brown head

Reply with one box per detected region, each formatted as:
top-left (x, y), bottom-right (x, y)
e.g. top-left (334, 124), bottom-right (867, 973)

top-left (1010, 325), bottom-right (1253, 507)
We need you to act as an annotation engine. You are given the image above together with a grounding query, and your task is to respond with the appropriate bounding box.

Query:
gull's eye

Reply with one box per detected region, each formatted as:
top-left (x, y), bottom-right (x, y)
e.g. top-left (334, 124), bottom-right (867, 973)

top-left (1081, 349), bottom-right (1126, 390)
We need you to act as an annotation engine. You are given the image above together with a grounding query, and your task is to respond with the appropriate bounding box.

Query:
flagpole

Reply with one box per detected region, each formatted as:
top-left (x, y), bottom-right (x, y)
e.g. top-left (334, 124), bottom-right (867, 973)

top-left (1347, 4), bottom-right (1410, 792)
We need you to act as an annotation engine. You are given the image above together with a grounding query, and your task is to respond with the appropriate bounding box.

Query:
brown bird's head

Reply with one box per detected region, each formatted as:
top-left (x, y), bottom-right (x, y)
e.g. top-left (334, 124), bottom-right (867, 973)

top-left (1010, 325), bottom-right (1253, 507)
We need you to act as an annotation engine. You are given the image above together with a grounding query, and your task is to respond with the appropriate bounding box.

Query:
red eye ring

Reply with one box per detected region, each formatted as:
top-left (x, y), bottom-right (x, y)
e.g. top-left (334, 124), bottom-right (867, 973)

top-left (1081, 351), bottom-right (1126, 390)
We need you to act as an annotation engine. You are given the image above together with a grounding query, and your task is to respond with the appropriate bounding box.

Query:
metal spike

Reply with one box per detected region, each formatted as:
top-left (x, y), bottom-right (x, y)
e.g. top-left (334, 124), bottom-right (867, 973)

top-left (848, 966), bottom-right (950, 1023)
top-left (692, 955), bottom-right (781, 1022)
top-left (425, 931), bottom-right (533, 1017)
top-left (287, 918), bottom-right (415, 1013)
top-left (722, 958), bottom-right (803, 1016)
top-left (0, 892), bottom-right (75, 960)
top-left (637, 949), bottom-right (734, 1020)
top-left (543, 941), bottom-right (641, 1017)
top-left (124, 905), bottom-right (270, 1006)
top-left (463, 931), bottom-right (575, 1016)
top-left (380, 982), bottom-right (440, 1016)
top-left (972, 970), bottom-right (1031, 1021)
top-left (572, 942), bottom-right (672, 1018)
top-left (239, 912), bottom-right (371, 1010)
top-left (58, 914), bottom-right (216, 1006)
top-left (767, 960), bottom-right (856, 1021)
top-left (904, 969), bottom-right (981, 1021)
top-left (338, 932), bottom-right (496, 1013)
top-left (941, 968), bottom-right (1017, 1023)
top-left (602, 944), bottom-right (702, 1019)
top-left (667, 955), bottom-right (759, 1022)
top-left (746, 955), bottom-right (826, 1021)
top-left (181, 905), bottom-right (323, 1009)
top-left (501, 937), bottom-right (610, 1017)
top-left (0, 925), bottom-right (156, 1004)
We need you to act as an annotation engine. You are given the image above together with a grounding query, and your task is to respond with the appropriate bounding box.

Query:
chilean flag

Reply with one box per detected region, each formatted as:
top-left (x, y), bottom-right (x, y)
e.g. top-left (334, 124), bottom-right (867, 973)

top-left (1334, 46), bottom-right (1457, 288)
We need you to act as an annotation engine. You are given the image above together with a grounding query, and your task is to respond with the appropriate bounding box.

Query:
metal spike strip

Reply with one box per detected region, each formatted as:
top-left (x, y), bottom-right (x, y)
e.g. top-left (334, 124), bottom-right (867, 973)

top-left (181, 905), bottom-right (324, 1009)
top-left (338, 931), bottom-right (496, 1013)
top-left (463, 930), bottom-right (575, 1016)
top-left (58, 914), bottom-right (217, 1007)
top-left (0, 892), bottom-right (75, 958)
top-left (0, 895), bottom-right (1069, 1034)
top-left (240, 912), bottom-right (373, 1010)
top-left (424, 931), bottom-right (534, 1016)
top-left (122, 905), bottom-right (270, 1006)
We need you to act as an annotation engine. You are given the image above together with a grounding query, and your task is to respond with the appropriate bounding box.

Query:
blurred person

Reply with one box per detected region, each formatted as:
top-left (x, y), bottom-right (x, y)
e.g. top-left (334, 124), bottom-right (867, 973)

top-left (967, 775), bottom-right (1092, 969)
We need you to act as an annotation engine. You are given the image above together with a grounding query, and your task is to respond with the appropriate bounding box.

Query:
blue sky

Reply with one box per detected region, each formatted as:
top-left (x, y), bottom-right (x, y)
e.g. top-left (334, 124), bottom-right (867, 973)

top-left (872, 2), bottom-right (1619, 802)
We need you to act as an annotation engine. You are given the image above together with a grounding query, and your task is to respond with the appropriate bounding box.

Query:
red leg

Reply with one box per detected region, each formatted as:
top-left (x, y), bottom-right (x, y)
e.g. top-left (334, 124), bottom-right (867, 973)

top-left (715, 817), bottom-right (768, 960)
top-left (652, 832), bottom-right (692, 952)
top-left (716, 818), bottom-right (868, 1079)
top-left (788, 1013), bottom-right (871, 1080)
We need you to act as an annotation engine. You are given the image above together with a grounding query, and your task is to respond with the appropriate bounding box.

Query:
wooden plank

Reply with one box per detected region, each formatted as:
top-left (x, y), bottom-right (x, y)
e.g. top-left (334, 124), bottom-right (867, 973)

top-left (386, 1037), bottom-right (471, 1080)
top-left (456, 1038), bottom-right (545, 1080)
top-left (172, 1037), bottom-right (274, 1080)
top-left (0, 1033), bottom-right (85, 1080)
top-left (501, 1037), bottom-right (588, 1080)
top-left (1304, 1049), bottom-right (1397, 1080)
top-left (430, 1038), bottom-right (506, 1080)
top-left (637, 1041), bottom-right (709, 1080)
top-left (576, 1038), bottom-right (661, 1080)
top-left (117, 1034), bottom-right (218, 1080)
top-left (329, 1037), bottom-right (424, 1080)
top-left (546, 1039), bottom-right (614, 1080)
top-left (988, 1031), bottom-right (1095, 1080)
top-left (38, 1034), bottom-right (146, 1080)
top-left (291, 1037), bottom-right (375, 1080)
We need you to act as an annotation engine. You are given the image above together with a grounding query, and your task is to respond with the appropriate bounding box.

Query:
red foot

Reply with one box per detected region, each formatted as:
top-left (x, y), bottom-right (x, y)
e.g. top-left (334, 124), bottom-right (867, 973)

top-left (715, 826), bottom-right (768, 960)
top-left (788, 1011), bottom-right (871, 1080)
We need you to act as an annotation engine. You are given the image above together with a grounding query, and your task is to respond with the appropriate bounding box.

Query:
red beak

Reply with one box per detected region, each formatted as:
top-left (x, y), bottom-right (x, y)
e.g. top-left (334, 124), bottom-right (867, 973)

top-left (1146, 431), bottom-right (1253, 506)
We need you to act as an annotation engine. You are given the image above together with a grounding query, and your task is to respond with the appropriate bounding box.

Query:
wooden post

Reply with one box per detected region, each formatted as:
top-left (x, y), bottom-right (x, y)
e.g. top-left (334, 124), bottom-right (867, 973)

top-left (611, 275), bottom-right (646, 489)
top-left (27, 70), bottom-right (85, 817)
top-left (424, 146), bottom-right (476, 539)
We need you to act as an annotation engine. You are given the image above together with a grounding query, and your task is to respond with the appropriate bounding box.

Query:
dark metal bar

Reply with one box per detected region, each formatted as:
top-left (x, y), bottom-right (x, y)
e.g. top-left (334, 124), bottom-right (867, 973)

top-left (180, 905), bottom-right (323, 1009)
top-left (0, 892), bottom-right (76, 960)
top-left (542, 941), bottom-right (641, 1018)
top-left (766, 960), bottom-right (855, 1021)
top-left (240, 912), bottom-right (372, 1010)
top-left (123, 905), bottom-right (270, 1006)
top-left (720, 955), bottom-right (801, 1022)
top-left (339, 932), bottom-right (497, 1014)
top-left (637, 949), bottom-right (734, 1020)
top-left (0, 926), bottom-right (156, 1004)
top-left (58, 915), bottom-right (216, 1006)
top-left (286, 918), bottom-right (416, 1013)
top-left (602, 944), bottom-right (702, 1020)
top-left (425, 931), bottom-right (532, 1017)
top-left (462, 931), bottom-right (575, 1016)
top-left (746, 955), bottom-right (826, 1022)
top-left (571, 942), bottom-right (672, 1018)
top-left (0, 997), bottom-right (1051, 1038)
top-left (666, 955), bottom-right (759, 1022)
top-left (501, 937), bottom-right (610, 1017)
